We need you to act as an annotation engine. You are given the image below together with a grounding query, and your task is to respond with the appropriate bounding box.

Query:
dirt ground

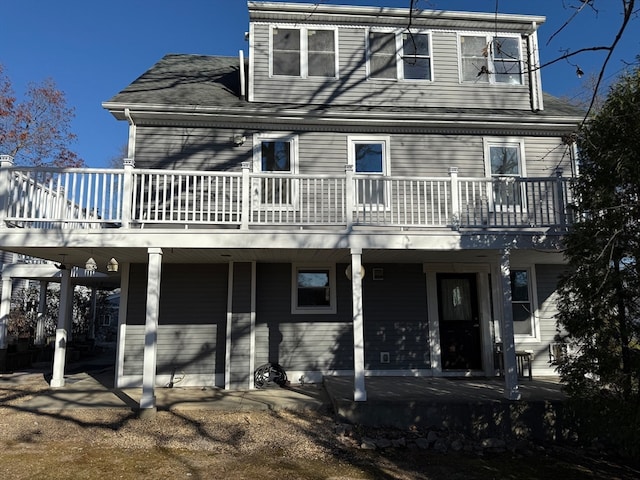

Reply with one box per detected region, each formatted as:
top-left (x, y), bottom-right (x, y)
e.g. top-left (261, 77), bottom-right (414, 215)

top-left (2, 373), bottom-right (640, 480)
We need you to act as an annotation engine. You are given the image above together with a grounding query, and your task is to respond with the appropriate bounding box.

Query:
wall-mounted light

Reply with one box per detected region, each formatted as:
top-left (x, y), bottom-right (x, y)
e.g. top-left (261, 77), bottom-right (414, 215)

top-left (576, 66), bottom-right (584, 78)
top-left (233, 134), bottom-right (246, 146)
top-left (106, 258), bottom-right (119, 273)
top-left (85, 257), bottom-right (98, 272)
top-left (345, 265), bottom-right (365, 280)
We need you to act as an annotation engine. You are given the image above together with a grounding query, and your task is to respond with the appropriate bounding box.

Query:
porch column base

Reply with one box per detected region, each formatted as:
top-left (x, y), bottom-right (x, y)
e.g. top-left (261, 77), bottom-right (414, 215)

top-left (506, 386), bottom-right (521, 401)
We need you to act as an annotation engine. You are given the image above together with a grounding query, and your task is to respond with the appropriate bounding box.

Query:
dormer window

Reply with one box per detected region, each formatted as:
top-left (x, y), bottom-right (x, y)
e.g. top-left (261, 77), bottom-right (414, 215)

top-left (368, 30), bottom-right (432, 81)
top-left (459, 34), bottom-right (523, 85)
top-left (271, 26), bottom-right (337, 78)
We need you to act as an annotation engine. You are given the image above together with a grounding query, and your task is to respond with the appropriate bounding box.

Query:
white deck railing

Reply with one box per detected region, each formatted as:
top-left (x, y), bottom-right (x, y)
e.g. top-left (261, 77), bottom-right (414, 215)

top-left (0, 161), bottom-right (573, 231)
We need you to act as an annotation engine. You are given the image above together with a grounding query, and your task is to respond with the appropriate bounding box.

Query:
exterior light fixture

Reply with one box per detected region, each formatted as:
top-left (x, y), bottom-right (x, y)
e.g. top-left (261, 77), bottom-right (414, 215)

top-left (576, 66), bottom-right (584, 78)
top-left (345, 265), bottom-right (365, 280)
top-left (233, 134), bottom-right (246, 146)
top-left (106, 258), bottom-right (119, 273)
top-left (85, 257), bottom-right (98, 272)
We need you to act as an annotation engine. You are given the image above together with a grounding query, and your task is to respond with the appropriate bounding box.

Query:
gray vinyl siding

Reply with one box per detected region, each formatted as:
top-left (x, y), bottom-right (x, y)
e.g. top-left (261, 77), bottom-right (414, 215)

top-left (229, 263), bottom-right (253, 388)
top-left (251, 25), bottom-right (532, 110)
top-left (362, 264), bottom-right (430, 370)
top-left (124, 263), bottom-right (228, 380)
top-left (123, 324), bottom-right (217, 377)
top-left (254, 263), bottom-right (354, 372)
top-left (254, 262), bottom-right (428, 373)
top-left (525, 264), bottom-right (569, 372)
top-left (133, 127), bottom-right (568, 181)
top-left (134, 126), bottom-right (253, 171)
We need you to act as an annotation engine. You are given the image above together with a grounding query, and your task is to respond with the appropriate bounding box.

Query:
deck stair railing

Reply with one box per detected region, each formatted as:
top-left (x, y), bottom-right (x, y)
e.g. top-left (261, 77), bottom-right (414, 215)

top-left (0, 158), bottom-right (573, 231)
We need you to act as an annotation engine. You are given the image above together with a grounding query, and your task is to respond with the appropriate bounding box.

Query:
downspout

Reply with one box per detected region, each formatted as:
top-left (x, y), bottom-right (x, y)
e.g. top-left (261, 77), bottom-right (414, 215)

top-left (239, 50), bottom-right (246, 100)
top-left (526, 22), bottom-right (544, 112)
top-left (124, 108), bottom-right (137, 161)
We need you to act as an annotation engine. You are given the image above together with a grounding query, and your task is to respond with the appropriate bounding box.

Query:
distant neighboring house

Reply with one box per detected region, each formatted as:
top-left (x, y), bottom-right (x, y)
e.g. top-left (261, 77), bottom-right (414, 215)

top-left (0, 2), bottom-right (583, 409)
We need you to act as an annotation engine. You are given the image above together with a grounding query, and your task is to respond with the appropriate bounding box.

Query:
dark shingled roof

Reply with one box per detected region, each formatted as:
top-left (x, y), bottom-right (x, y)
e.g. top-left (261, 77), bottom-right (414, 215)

top-left (106, 54), bottom-right (246, 107)
top-left (105, 54), bottom-right (585, 120)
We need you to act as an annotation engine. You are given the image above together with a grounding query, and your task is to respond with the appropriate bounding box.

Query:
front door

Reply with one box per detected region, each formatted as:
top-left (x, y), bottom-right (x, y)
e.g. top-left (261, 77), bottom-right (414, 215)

top-left (437, 273), bottom-right (482, 370)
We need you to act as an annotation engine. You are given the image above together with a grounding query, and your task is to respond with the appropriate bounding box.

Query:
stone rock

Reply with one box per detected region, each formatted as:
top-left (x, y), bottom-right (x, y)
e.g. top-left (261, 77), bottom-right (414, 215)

top-left (426, 431), bottom-right (439, 444)
top-left (433, 439), bottom-right (448, 453)
top-left (392, 437), bottom-right (407, 448)
top-left (481, 438), bottom-right (506, 450)
top-left (451, 439), bottom-right (464, 452)
top-left (361, 438), bottom-right (377, 450)
top-left (375, 438), bottom-right (392, 449)
top-left (415, 437), bottom-right (430, 450)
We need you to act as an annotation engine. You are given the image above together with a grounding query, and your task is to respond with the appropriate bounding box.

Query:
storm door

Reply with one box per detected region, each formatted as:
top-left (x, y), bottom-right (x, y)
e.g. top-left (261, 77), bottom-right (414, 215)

top-left (437, 273), bottom-right (482, 370)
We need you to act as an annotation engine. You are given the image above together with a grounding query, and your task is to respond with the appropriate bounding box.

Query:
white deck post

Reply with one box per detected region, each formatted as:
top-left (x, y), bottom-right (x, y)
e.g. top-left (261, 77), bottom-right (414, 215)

top-left (35, 280), bottom-right (48, 346)
top-left (140, 248), bottom-right (163, 413)
top-left (51, 267), bottom-right (72, 388)
top-left (240, 162), bottom-right (250, 229)
top-left (449, 167), bottom-right (460, 228)
top-left (350, 248), bottom-right (366, 401)
top-left (500, 248), bottom-right (521, 400)
top-left (345, 165), bottom-right (354, 227)
top-left (121, 158), bottom-right (134, 229)
top-left (0, 155), bottom-right (15, 228)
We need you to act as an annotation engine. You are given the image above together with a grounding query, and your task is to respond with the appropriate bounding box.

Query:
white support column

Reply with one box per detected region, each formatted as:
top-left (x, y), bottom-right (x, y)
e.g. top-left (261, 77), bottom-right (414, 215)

top-left (140, 248), bottom-right (163, 413)
top-left (115, 263), bottom-right (130, 388)
top-left (224, 262), bottom-right (234, 390)
top-left (64, 284), bottom-right (75, 343)
top-left (500, 248), bottom-right (521, 400)
top-left (350, 248), bottom-right (366, 402)
top-left (51, 268), bottom-right (72, 388)
top-left (35, 281), bottom-right (48, 346)
top-left (0, 276), bottom-right (12, 350)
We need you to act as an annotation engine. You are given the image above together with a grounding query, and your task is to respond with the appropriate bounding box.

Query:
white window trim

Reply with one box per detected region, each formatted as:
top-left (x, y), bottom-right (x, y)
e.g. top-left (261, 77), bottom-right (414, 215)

top-left (252, 133), bottom-right (299, 209)
top-left (366, 28), bottom-right (433, 82)
top-left (511, 265), bottom-right (541, 342)
top-left (269, 25), bottom-right (339, 79)
top-left (291, 264), bottom-right (337, 315)
top-left (457, 33), bottom-right (524, 85)
top-left (348, 135), bottom-right (391, 210)
top-left (483, 137), bottom-right (527, 213)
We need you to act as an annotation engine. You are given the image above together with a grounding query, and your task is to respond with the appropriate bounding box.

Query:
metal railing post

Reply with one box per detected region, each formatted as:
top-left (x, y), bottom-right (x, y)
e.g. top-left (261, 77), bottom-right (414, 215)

top-left (121, 158), bottom-right (134, 228)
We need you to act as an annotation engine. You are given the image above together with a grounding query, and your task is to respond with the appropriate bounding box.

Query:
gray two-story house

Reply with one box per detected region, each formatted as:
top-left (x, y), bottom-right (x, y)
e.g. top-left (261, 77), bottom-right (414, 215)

top-left (0, 1), bottom-right (582, 411)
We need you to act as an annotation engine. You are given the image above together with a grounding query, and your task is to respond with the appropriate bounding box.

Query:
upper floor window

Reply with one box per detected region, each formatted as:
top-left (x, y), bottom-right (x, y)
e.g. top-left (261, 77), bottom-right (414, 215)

top-left (368, 30), bottom-right (432, 81)
top-left (271, 26), bottom-right (337, 78)
top-left (253, 133), bottom-right (298, 205)
top-left (460, 34), bottom-right (522, 85)
top-left (348, 136), bottom-right (391, 206)
top-left (484, 137), bottom-right (526, 210)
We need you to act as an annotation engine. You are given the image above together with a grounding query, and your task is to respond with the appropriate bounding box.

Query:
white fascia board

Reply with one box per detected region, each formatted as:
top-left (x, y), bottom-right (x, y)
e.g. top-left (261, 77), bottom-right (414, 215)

top-left (248, 2), bottom-right (545, 33)
top-left (102, 103), bottom-right (583, 132)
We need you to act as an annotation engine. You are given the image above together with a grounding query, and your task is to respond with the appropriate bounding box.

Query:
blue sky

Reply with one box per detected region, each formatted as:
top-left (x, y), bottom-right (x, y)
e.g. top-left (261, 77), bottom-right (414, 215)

top-left (1, 1), bottom-right (638, 167)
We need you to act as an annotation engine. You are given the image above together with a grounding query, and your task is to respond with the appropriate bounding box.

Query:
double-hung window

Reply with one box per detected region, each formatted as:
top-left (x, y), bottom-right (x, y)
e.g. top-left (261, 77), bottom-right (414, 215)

top-left (484, 138), bottom-right (526, 211)
top-left (253, 133), bottom-right (298, 206)
top-left (460, 34), bottom-right (523, 85)
top-left (368, 30), bottom-right (432, 80)
top-left (271, 26), bottom-right (337, 78)
top-left (509, 268), bottom-right (538, 338)
top-left (292, 265), bottom-right (336, 314)
top-left (348, 136), bottom-right (390, 207)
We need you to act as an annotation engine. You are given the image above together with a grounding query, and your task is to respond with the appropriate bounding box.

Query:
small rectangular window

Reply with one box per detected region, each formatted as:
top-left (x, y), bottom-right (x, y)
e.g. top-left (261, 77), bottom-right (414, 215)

top-left (308, 29), bottom-right (335, 77)
top-left (369, 32), bottom-right (397, 79)
top-left (272, 28), bottom-right (300, 76)
top-left (460, 34), bottom-right (522, 85)
top-left (493, 37), bottom-right (522, 84)
top-left (292, 265), bottom-right (336, 314)
top-left (510, 270), bottom-right (532, 335)
top-left (402, 33), bottom-right (431, 80)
